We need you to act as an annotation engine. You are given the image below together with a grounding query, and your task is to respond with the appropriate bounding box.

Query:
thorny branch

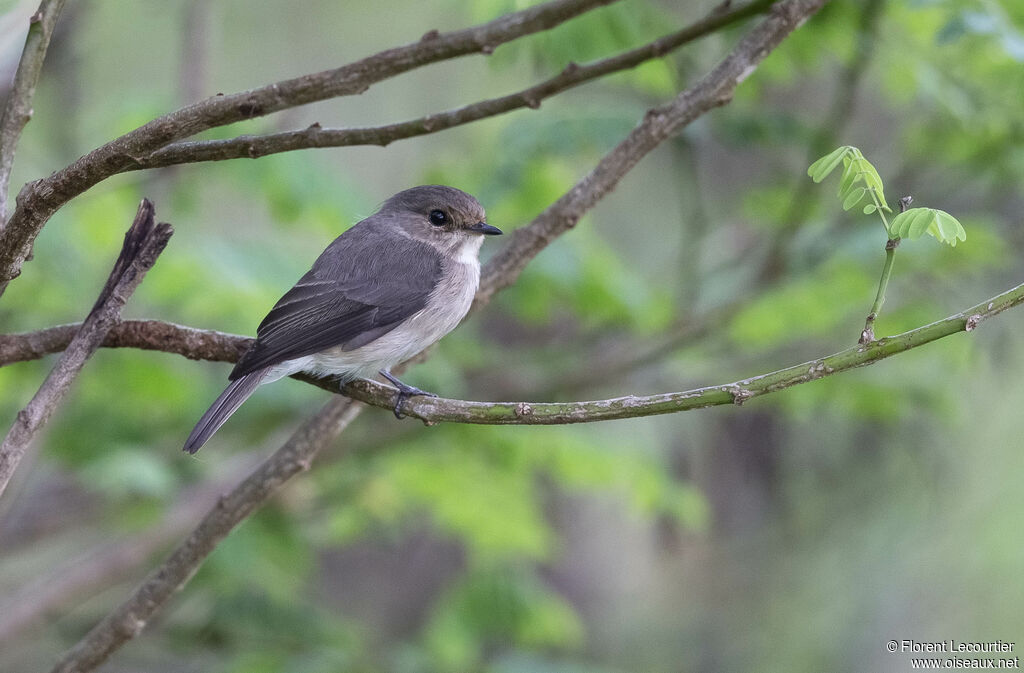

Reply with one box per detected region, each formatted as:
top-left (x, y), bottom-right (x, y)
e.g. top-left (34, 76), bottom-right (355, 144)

top-left (0, 200), bottom-right (172, 498)
top-left (39, 2), bottom-right (829, 671)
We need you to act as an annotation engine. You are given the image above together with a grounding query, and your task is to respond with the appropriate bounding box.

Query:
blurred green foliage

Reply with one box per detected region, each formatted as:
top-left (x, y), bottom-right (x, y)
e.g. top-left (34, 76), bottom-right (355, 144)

top-left (1, 1), bottom-right (1023, 672)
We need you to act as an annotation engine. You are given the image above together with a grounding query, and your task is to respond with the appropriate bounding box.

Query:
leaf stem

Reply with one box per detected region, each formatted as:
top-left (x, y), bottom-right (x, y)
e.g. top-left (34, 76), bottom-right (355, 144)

top-left (859, 196), bottom-right (912, 344)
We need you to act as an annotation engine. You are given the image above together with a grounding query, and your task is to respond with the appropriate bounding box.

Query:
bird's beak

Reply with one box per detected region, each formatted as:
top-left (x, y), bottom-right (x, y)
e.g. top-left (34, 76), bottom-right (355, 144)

top-left (468, 222), bottom-right (502, 236)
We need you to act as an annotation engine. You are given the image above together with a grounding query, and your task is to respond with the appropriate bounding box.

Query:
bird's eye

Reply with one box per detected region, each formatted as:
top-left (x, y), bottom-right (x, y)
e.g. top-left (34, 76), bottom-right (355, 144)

top-left (429, 210), bottom-right (448, 226)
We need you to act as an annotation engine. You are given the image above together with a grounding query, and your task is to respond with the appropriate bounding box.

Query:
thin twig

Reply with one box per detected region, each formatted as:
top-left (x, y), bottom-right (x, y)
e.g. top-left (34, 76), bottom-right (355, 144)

top-left (0, 200), bottom-right (173, 498)
top-left (0, 0), bottom-right (617, 294)
top-left (131, 0), bottom-right (777, 170)
top-left (860, 195), bottom-right (911, 344)
top-left (48, 398), bottom-right (362, 673)
top-left (0, 0), bottom-right (67, 224)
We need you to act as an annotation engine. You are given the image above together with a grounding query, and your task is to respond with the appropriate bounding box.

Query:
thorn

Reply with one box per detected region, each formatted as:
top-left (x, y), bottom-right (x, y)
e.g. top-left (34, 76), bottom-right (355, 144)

top-left (480, 44), bottom-right (495, 55)
top-left (29, 10), bottom-right (42, 23)
top-left (730, 387), bottom-right (753, 405)
top-left (965, 314), bottom-right (982, 332)
top-left (420, 29), bottom-right (440, 42)
top-left (306, 121), bottom-right (322, 131)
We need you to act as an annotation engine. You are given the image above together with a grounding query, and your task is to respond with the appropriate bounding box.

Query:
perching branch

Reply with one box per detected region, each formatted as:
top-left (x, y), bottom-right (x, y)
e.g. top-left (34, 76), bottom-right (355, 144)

top-left (0, 0), bottom-right (616, 294)
top-left (129, 0), bottom-right (777, 169)
top-left (6, 278), bottom-right (1020, 425)
top-left (0, 200), bottom-right (172, 498)
top-left (44, 2), bottom-right (827, 670)
top-left (338, 280), bottom-right (1024, 422)
top-left (48, 398), bottom-right (362, 673)
top-left (0, 0), bottom-right (67, 224)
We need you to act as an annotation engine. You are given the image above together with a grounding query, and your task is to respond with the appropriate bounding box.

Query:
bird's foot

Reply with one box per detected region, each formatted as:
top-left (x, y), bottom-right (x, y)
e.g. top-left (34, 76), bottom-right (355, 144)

top-left (379, 370), bottom-right (438, 419)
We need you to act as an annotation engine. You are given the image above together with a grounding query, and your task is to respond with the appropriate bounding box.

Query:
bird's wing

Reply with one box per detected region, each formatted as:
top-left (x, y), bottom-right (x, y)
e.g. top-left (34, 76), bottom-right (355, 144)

top-left (229, 227), bottom-right (442, 380)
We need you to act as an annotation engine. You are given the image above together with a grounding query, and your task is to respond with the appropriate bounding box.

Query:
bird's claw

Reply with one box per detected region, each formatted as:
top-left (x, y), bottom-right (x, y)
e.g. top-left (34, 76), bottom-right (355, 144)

top-left (379, 370), bottom-right (437, 419)
top-left (392, 385), bottom-right (437, 419)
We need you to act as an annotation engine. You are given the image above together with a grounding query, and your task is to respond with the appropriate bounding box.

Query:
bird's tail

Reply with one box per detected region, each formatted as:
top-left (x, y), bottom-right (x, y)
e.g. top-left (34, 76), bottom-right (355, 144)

top-left (183, 368), bottom-right (268, 454)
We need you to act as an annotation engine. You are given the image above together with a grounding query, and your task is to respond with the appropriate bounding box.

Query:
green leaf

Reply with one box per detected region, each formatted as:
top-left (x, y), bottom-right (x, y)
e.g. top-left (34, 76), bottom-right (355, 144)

top-left (933, 209), bottom-right (968, 246)
top-left (911, 209), bottom-right (936, 238)
top-left (850, 155), bottom-right (889, 210)
top-left (889, 208), bottom-right (968, 246)
top-left (842, 186), bottom-right (866, 211)
top-left (837, 157), bottom-right (859, 197)
top-left (808, 146), bottom-right (850, 183)
top-left (863, 204), bottom-right (877, 214)
top-left (809, 145), bottom-right (891, 212)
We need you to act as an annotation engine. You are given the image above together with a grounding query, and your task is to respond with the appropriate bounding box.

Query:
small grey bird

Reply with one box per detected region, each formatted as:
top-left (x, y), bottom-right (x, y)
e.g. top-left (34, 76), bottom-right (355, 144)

top-left (183, 185), bottom-right (501, 453)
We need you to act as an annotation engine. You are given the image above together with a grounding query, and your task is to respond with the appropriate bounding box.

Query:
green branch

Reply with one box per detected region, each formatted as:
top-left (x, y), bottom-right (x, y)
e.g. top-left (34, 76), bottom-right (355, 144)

top-left (310, 278), bottom-right (1024, 423)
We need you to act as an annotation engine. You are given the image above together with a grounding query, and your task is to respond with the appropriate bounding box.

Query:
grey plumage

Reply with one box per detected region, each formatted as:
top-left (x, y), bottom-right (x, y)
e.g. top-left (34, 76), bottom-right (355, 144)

top-left (183, 370), bottom-right (266, 453)
top-left (184, 185), bottom-right (499, 454)
top-left (230, 230), bottom-right (444, 378)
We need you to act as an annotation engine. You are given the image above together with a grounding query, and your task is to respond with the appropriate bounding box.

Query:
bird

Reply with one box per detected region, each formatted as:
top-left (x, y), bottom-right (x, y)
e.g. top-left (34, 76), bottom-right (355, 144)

top-left (183, 185), bottom-right (501, 454)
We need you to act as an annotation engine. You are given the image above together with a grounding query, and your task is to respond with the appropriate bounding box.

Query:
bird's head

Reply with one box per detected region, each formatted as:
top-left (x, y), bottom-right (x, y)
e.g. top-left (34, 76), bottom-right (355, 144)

top-left (381, 185), bottom-right (501, 252)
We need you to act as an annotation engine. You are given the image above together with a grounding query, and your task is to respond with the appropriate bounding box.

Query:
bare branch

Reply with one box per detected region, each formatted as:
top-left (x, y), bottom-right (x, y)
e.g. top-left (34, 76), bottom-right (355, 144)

top-left (131, 0), bottom-right (777, 169)
top-left (0, 0), bottom-right (617, 294)
top-left (0, 200), bottom-right (173, 498)
top-left (48, 397), bottom-right (362, 673)
top-left (0, 319), bottom-right (250, 367)
top-left (0, 0), bottom-right (66, 223)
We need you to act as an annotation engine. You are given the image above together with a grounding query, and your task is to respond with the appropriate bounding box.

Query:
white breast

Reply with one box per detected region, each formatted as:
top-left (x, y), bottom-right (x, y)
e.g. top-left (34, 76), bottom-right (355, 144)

top-left (273, 241), bottom-right (481, 383)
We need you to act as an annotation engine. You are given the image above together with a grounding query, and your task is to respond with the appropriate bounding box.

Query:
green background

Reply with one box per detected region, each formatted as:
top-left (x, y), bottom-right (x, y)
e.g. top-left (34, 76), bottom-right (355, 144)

top-left (1, 0), bottom-right (1022, 671)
